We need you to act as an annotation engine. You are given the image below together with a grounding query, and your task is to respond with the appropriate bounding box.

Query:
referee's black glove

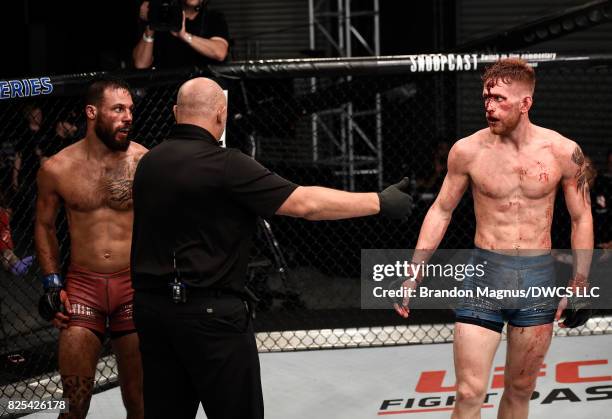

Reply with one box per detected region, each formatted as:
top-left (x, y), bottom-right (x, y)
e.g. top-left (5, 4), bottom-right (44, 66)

top-left (378, 178), bottom-right (414, 219)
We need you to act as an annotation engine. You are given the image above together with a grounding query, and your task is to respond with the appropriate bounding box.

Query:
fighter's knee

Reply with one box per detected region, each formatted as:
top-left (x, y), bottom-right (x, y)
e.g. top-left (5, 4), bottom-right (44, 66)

top-left (456, 381), bottom-right (488, 406)
top-left (504, 376), bottom-right (537, 400)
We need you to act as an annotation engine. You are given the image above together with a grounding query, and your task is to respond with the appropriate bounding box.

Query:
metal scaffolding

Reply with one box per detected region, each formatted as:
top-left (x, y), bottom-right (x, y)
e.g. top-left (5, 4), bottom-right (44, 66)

top-left (308, 0), bottom-right (382, 191)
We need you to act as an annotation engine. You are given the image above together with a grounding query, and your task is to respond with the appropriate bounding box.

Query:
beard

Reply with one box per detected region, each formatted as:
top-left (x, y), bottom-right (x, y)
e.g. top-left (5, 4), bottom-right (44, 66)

top-left (95, 120), bottom-right (130, 152)
top-left (488, 112), bottom-right (521, 136)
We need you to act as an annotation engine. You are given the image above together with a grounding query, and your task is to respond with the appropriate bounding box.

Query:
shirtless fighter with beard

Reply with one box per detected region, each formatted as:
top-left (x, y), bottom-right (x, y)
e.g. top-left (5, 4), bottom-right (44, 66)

top-left (35, 78), bottom-right (147, 419)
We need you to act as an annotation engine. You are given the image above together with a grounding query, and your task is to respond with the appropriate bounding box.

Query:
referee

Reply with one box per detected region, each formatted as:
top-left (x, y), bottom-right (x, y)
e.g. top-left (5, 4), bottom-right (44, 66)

top-left (131, 77), bottom-right (413, 419)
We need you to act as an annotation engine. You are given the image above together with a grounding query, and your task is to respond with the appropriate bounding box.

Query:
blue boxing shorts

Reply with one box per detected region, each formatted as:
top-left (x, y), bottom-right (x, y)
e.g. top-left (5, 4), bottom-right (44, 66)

top-left (454, 247), bottom-right (557, 333)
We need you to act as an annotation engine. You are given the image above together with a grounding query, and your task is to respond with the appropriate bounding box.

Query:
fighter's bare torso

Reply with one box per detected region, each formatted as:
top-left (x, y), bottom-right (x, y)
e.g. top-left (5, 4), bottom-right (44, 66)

top-left (456, 125), bottom-right (577, 251)
top-left (44, 140), bottom-right (147, 272)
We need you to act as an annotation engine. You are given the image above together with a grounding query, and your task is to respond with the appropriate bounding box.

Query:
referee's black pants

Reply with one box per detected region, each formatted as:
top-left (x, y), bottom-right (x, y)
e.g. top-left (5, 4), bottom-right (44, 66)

top-left (134, 290), bottom-right (264, 419)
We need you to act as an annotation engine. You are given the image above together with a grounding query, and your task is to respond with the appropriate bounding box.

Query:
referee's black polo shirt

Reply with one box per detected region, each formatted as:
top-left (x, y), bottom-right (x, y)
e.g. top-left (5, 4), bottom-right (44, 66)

top-left (131, 124), bottom-right (298, 293)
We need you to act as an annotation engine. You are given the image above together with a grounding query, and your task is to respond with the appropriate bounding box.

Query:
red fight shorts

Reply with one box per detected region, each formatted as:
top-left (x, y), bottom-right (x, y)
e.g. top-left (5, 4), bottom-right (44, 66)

top-left (65, 264), bottom-right (135, 336)
top-left (0, 209), bottom-right (14, 252)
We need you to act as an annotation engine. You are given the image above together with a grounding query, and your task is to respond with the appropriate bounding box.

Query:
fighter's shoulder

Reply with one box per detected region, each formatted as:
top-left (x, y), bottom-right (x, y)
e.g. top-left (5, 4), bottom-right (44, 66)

top-left (39, 140), bottom-right (83, 178)
top-left (448, 131), bottom-right (483, 161)
top-left (128, 141), bottom-right (149, 156)
top-left (127, 141), bottom-right (149, 161)
top-left (537, 127), bottom-right (579, 160)
top-left (128, 141), bottom-right (148, 153)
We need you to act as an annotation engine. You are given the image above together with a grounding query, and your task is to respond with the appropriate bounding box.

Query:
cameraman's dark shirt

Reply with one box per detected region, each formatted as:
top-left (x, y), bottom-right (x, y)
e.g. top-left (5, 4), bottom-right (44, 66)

top-left (153, 9), bottom-right (229, 68)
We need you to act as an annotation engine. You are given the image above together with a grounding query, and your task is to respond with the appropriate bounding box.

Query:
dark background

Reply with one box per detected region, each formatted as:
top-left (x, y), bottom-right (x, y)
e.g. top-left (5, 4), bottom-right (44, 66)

top-left (1, 1), bottom-right (449, 78)
top-left (3, 1), bottom-right (612, 78)
top-left (1, 0), bottom-right (139, 78)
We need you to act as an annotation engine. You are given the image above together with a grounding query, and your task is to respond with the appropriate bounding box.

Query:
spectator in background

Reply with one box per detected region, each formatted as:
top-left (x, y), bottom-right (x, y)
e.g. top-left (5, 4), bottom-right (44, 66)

top-left (133, 0), bottom-right (229, 69)
top-left (600, 149), bottom-right (612, 186)
top-left (39, 110), bottom-right (80, 268)
top-left (0, 191), bottom-right (34, 277)
top-left (0, 138), bottom-right (17, 204)
top-left (416, 140), bottom-right (450, 196)
top-left (41, 110), bottom-right (80, 161)
top-left (14, 104), bottom-right (45, 190)
top-left (12, 104), bottom-right (47, 253)
top-left (593, 150), bottom-right (612, 253)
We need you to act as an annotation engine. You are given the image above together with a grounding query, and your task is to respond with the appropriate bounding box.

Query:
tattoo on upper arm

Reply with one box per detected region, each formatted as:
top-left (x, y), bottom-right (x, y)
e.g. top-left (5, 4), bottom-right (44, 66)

top-left (571, 146), bottom-right (585, 167)
top-left (571, 146), bottom-right (590, 203)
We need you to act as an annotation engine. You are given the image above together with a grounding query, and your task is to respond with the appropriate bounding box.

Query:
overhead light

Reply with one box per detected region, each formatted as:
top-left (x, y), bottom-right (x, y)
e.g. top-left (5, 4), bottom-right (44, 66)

top-left (536, 28), bottom-right (549, 39)
top-left (574, 14), bottom-right (589, 27)
top-left (455, 0), bottom-right (612, 53)
top-left (589, 9), bottom-right (603, 22)
top-left (562, 18), bottom-right (575, 31)
top-left (548, 22), bottom-right (562, 35)
top-left (523, 32), bottom-right (536, 43)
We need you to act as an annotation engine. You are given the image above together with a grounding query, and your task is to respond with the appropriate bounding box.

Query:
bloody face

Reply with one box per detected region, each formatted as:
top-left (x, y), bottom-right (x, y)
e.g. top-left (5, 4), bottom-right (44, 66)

top-left (93, 88), bottom-right (133, 152)
top-left (482, 78), bottom-right (524, 136)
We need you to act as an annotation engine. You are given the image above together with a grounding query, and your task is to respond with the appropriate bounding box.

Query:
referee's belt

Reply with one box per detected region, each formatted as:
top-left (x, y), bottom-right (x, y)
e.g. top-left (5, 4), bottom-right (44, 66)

top-left (143, 286), bottom-right (244, 299)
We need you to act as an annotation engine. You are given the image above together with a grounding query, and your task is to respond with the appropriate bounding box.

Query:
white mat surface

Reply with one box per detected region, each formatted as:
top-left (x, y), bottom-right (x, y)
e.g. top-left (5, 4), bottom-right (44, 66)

top-left (24, 333), bottom-right (612, 418)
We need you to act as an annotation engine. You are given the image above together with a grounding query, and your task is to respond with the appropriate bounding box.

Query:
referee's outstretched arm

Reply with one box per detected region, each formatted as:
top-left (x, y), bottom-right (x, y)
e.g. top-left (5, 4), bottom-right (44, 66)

top-left (276, 178), bottom-right (413, 221)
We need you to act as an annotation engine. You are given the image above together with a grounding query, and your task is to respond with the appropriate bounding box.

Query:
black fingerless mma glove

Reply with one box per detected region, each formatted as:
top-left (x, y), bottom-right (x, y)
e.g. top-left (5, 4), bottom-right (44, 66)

top-left (562, 308), bottom-right (592, 328)
top-left (38, 289), bottom-right (65, 321)
top-left (378, 178), bottom-right (414, 219)
top-left (38, 274), bottom-right (65, 321)
top-left (562, 297), bottom-right (592, 328)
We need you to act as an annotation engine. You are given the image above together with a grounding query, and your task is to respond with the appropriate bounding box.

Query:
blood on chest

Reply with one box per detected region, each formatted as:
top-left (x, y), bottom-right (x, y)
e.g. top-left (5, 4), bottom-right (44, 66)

top-left (472, 158), bottom-right (560, 201)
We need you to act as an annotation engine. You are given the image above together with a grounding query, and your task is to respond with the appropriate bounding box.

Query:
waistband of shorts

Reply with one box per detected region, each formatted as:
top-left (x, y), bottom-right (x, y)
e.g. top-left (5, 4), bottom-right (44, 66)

top-left (473, 247), bottom-right (553, 268)
top-left (68, 263), bottom-right (131, 280)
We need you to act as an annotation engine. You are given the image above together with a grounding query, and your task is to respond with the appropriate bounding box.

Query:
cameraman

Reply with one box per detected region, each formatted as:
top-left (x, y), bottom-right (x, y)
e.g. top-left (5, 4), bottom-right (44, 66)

top-left (133, 0), bottom-right (229, 69)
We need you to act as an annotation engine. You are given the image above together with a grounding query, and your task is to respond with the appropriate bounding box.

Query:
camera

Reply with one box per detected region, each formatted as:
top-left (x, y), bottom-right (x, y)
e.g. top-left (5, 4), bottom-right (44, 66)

top-left (148, 0), bottom-right (183, 32)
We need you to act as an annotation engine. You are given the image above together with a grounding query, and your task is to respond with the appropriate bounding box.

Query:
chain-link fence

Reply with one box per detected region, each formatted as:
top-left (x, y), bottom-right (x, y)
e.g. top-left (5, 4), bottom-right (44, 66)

top-left (1, 55), bottom-right (611, 415)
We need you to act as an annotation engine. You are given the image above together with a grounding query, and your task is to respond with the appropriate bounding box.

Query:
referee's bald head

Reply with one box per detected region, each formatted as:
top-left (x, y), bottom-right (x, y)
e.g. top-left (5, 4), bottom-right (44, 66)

top-left (174, 78), bottom-right (227, 139)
